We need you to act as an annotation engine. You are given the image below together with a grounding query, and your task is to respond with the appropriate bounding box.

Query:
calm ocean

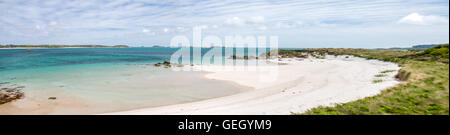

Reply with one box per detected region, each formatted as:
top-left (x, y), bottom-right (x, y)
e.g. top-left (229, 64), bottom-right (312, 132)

top-left (1, 47), bottom-right (289, 114)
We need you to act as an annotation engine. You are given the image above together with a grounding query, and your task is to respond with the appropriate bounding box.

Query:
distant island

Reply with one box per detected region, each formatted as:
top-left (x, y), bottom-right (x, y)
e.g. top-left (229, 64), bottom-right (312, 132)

top-left (376, 44), bottom-right (447, 51)
top-left (151, 45), bottom-right (169, 48)
top-left (0, 44), bottom-right (129, 48)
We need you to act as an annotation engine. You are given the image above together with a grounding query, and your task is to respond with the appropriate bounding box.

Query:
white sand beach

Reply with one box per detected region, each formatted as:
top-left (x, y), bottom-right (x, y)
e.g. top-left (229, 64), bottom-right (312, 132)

top-left (106, 55), bottom-right (401, 115)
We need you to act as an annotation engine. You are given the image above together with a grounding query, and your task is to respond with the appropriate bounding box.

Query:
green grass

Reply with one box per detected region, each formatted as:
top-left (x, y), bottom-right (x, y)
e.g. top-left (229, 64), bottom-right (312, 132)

top-left (381, 70), bottom-right (396, 73)
top-left (375, 74), bottom-right (387, 77)
top-left (286, 45), bottom-right (449, 115)
top-left (315, 56), bottom-right (326, 59)
top-left (372, 79), bottom-right (383, 83)
top-left (423, 44), bottom-right (449, 59)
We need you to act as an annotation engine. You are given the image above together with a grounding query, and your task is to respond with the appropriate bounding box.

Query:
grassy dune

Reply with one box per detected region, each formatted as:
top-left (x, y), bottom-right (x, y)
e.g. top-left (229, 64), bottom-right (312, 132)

top-left (285, 44), bottom-right (449, 115)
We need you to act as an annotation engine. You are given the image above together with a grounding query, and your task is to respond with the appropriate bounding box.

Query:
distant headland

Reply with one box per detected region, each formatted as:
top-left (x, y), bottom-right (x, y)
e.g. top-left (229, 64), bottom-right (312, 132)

top-left (376, 44), bottom-right (449, 51)
top-left (0, 44), bottom-right (129, 48)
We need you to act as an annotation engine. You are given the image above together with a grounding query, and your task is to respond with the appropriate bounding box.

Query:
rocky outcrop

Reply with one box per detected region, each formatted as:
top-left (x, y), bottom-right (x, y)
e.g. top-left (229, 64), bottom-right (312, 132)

top-left (162, 61), bottom-right (171, 67)
top-left (153, 61), bottom-right (185, 68)
top-left (0, 85), bottom-right (24, 104)
top-left (229, 55), bottom-right (259, 60)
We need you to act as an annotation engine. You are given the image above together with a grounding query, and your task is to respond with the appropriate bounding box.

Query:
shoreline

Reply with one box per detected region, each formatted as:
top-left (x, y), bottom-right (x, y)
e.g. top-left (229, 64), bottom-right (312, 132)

top-left (105, 55), bottom-right (401, 115)
top-left (0, 64), bottom-right (248, 114)
top-left (0, 47), bottom-right (127, 49)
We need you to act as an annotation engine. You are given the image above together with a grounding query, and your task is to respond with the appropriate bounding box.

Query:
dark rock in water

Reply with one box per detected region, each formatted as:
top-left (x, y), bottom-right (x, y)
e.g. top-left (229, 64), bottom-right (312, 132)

top-left (229, 55), bottom-right (259, 60)
top-left (48, 97), bottom-right (57, 100)
top-left (153, 61), bottom-right (176, 68)
top-left (24, 50), bottom-right (37, 52)
top-left (231, 55), bottom-right (237, 59)
top-left (162, 61), bottom-right (171, 66)
top-left (155, 61), bottom-right (172, 68)
top-left (248, 56), bottom-right (258, 59)
top-left (6, 89), bottom-right (15, 92)
top-left (0, 87), bottom-right (24, 104)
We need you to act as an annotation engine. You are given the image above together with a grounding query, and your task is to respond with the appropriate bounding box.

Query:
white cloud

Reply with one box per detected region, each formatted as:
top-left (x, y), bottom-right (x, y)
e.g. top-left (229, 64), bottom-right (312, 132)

top-left (35, 25), bottom-right (41, 30)
top-left (250, 16), bottom-right (264, 23)
top-left (163, 28), bottom-right (169, 33)
top-left (226, 17), bottom-right (245, 26)
top-left (142, 28), bottom-right (150, 33)
top-left (398, 13), bottom-right (449, 25)
top-left (257, 25), bottom-right (267, 31)
top-left (275, 21), bottom-right (298, 29)
top-left (49, 21), bottom-right (58, 26)
top-left (175, 27), bottom-right (188, 32)
top-left (198, 25), bottom-right (208, 29)
top-left (142, 28), bottom-right (156, 36)
top-left (225, 16), bottom-right (264, 27)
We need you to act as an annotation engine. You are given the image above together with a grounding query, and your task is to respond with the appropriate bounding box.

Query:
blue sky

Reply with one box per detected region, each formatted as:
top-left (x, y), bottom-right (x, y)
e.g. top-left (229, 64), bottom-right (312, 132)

top-left (0, 0), bottom-right (448, 48)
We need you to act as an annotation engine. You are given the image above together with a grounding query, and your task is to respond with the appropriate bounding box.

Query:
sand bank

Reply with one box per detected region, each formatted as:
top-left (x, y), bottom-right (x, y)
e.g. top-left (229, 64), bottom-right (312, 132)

top-left (107, 55), bottom-right (400, 115)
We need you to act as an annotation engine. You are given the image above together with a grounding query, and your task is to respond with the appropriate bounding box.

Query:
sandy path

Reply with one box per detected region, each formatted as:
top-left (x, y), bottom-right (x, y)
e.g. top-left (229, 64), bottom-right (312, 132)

top-left (106, 55), bottom-right (400, 115)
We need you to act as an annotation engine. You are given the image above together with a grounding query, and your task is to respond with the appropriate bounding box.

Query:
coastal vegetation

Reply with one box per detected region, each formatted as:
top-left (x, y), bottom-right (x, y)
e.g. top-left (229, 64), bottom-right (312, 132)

top-left (284, 44), bottom-right (449, 115)
top-left (375, 74), bottom-right (387, 77)
top-left (372, 79), bottom-right (383, 83)
top-left (0, 44), bottom-right (129, 48)
top-left (380, 70), bottom-right (396, 73)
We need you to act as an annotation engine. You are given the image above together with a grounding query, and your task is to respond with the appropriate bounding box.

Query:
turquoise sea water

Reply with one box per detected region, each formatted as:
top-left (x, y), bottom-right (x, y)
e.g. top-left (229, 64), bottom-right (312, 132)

top-left (1, 47), bottom-right (270, 114)
top-left (0, 47), bottom-right (278, 72)
top-left (0, 48), bottom-right (178, 72)
top-left (0, 47), bottom-right (293, 114)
